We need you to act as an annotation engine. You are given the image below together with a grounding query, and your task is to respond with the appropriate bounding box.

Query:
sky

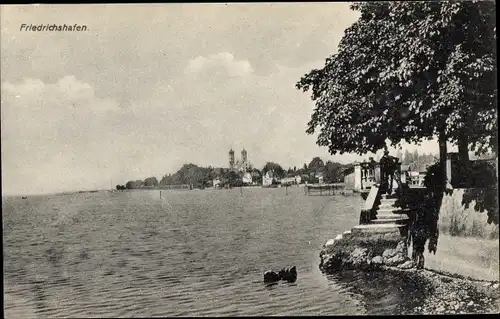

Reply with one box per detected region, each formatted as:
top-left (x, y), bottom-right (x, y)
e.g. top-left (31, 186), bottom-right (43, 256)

top-left (1, 3), bottom-right (445, 196)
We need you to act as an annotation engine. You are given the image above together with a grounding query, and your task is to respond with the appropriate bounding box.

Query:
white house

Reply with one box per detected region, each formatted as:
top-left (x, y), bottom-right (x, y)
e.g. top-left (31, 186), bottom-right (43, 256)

top-left (295, 175), bottom-right (302, 184)
top-left (408, 163), bottom-right (428, 187)
top-left (213, 178), bottom-right (222, 189)
top-left (262, 170), bottom-right (276, 186)
top-left (316, 173), bottom-right (324, 184)
top-left (242, 172), bottom-right (252, 184)
top-left (280, 175), bottom-right (302, 186)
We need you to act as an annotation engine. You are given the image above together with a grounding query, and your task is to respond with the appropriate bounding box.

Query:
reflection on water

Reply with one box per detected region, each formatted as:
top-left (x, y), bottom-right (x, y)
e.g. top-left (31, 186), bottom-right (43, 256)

top-left (3, 188), bottom-right (433, 317)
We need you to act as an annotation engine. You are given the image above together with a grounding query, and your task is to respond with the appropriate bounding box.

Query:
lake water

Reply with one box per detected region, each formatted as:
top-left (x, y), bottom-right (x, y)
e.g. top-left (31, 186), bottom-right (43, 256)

top-left (4, 187), bottom-right (428, 317)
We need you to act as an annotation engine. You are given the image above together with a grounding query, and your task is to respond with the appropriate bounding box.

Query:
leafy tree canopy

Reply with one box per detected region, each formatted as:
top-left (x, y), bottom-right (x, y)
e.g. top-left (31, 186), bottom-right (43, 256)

top-left (324, 160), bottom-right (345, 183)
top-left (262, 162), bottom-right (285, 178)
top-left (297, 1), bottom-right (496, 157)
top-left (143, 176), bottom-right (159, 187)
top-left (308, 157), bottom-right (325, 172)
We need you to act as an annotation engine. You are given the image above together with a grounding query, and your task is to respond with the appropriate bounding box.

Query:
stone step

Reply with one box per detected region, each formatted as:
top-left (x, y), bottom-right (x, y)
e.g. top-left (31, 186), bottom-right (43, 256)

top-left (381, 196), bottom-right (399, 201)
top-left (379, 200), bottom-right (397, 205)
top-left (379, 200), bottom-right (398, 207)
top-left (378, 202), bottom-right (398, 209)
top-left (377, 208), bottom-right (409, 215)
top-left (351, 223), bottom-right (405, 234)
top-left (381, 194), bottom-right (398, 199)
top-left (377, 207), bottom-right (398, 213)
top-left (375, 214), bottom-right (409, 220)
top-left (380, 198), bottom-right (397, 203)
top-left (370, 218), bottom-right (407, 225)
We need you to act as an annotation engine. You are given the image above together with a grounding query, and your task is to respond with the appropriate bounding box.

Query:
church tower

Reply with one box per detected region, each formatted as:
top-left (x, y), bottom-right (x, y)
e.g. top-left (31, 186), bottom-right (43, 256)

top-left (241, 149), bottom-right (247, 164)
top-left (229, 149), bottom-right (235, 169)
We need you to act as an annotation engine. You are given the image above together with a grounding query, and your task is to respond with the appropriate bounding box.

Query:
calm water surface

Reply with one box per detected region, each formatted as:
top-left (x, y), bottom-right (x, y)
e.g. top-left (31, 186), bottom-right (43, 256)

top-left (4, 187), bottom-right (427, 317)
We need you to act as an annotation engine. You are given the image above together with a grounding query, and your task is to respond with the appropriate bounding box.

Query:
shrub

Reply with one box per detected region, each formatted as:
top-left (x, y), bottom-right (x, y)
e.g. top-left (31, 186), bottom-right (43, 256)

top-left (439, 189), bottom-right (499, 239)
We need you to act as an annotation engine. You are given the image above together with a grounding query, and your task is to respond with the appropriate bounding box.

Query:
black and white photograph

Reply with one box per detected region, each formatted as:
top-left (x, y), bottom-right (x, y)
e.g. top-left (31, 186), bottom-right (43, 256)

top-left (1, 2), bottom-right (498, 317)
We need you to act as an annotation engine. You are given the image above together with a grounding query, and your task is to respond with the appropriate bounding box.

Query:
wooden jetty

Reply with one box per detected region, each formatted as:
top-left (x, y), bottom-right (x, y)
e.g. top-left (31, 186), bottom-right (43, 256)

top-left (304, 183), bottom-right (347, 196)
top-left (159, 184), bottom-right (191, 190)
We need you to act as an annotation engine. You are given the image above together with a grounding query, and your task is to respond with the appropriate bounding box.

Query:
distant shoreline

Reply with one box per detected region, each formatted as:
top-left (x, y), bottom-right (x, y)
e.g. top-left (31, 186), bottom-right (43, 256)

top-left (5, 183), bottom-right (345, 198)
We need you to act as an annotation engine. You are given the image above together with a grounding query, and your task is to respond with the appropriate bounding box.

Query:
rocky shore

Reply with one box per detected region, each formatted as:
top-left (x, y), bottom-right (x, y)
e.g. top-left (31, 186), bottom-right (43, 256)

top-left (399, 269), bottom-right (500, 315)
top-left (319, 234), bottom-right (499, 314)
top-left (319, 234), bottom-right (413, 272)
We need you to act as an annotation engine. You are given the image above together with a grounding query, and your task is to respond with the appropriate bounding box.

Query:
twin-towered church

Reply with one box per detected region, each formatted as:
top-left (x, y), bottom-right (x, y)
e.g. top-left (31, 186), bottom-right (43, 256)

top-left (228, 148), bottom-right (251, 172)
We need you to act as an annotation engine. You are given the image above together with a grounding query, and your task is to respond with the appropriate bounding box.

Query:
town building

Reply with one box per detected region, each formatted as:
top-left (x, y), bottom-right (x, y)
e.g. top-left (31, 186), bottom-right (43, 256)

top-left (242, 171), bottom-right (253, 184)
top-left (315, 171), bottom-right (325, 184)
top-left (407, 162), bottom-right (429, 187)
top-left (262, 170), bottom-right (280, 186)
top-left (213, 177), bottom-right (222, 189)
top-left (281, 175), bottom-right (302, 185)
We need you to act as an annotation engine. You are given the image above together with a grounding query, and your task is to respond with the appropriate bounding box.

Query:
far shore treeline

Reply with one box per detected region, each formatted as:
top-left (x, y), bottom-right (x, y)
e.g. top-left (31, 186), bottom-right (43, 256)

top-left (116, 157), bottom-right (357, 190)
top-left (116, 150), bottom-right (439, 191)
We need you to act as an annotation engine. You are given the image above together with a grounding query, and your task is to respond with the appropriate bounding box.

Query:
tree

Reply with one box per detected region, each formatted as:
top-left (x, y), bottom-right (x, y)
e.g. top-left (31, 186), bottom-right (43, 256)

top-left (143, 176), bottom-right (159, 187)
top-left (324, 161), bottom-right (344, 183)
top-left (308, 157), bottom-right (325, 173)
top-left (160, 174), bottom-right (176, 185)
top-left (223, 170), bottom-right (241, 188)
top-left (251, 168), bottom-right (262, 185)
top-left (208, 168), bottom-right (217, 181)
top-left (125, 180), bottom-right (143, 189)
top-left (296, 1), bottom-right (496, 186)
top-left (184, 165), bottom-right (211, 188)
top-left (262, 162), bottom-right (285, 178)
top-left (296, 2), bottom-right (497, 257)
top-left (404, 149), bottom-right (412, 165)
top-left (412, 150), bottom-right (419, 166)
top-left (159, 164), bottom-right (210, 187)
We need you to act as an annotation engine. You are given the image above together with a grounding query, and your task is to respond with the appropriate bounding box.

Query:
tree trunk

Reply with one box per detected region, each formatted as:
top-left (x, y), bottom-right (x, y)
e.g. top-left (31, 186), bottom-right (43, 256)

top-left (423, 127), bottom-right (448, 257)
top-left (458, 133), bottom-right (470, 162)
top-left (438, 128), bottom-right (448, 192)
top-left (457, 132), bottom-right (471, 187)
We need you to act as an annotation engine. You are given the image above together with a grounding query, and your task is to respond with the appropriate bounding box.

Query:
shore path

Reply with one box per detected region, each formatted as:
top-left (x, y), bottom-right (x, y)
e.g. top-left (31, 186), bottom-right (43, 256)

top-left (387, 266), bottom-right (500, 314)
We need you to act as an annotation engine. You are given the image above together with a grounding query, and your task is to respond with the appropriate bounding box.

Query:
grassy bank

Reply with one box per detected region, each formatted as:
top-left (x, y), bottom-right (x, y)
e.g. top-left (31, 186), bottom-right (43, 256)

top-left (423, 189), bottom-right (499, 282)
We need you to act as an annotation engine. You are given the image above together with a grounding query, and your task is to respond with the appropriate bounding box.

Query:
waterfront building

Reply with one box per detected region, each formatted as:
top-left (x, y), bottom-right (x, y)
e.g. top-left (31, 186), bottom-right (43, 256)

top-left (242, 171), bottom-right (252, 184)
top-left (213, 177), bottom-right (222, 189)
top-left (407, 163), bottom-right (428, 187)
top-left (280, 175), bottom-right (300, 185)
top-left (262, 170), bottom-right (278, 186)
top-left (295, 175), bottom-right (302, 184)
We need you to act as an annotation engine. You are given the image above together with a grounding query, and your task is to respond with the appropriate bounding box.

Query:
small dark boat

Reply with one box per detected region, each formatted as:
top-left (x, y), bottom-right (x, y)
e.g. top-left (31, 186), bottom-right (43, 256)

top-left (22, 196), bottom-right (28, 199)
